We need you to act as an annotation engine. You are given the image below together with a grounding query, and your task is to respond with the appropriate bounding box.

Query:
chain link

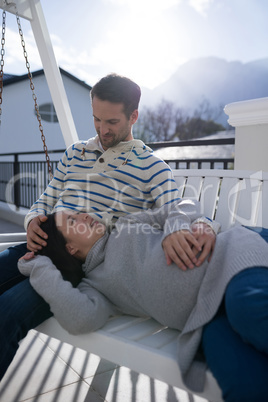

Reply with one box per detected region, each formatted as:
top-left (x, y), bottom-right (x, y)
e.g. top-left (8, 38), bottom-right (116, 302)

top-left (16, 13), bottom-right (53, 180)
top-left (0, 10), bottom-right (6, 123)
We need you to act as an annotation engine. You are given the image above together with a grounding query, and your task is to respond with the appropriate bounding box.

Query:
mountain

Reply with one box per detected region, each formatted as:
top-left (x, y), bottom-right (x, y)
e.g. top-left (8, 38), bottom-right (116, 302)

top-left (140, 57), bottom-right (268, 126)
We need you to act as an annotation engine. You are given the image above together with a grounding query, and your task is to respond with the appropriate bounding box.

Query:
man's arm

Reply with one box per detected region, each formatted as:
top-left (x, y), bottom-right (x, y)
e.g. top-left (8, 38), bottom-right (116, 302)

top-left (147, 158), bottom-right (181, 208)
top-left (24, 149), bottom-right (69, 250)
top-left (116, 198), bottom-right (201, 231)
top-left (24, 152), bottom-right (68, 229)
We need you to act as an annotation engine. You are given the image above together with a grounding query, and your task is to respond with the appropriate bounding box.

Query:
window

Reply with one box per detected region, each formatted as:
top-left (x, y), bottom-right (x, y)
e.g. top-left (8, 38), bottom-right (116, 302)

top-left (35, 103), bottom-right (58, 123)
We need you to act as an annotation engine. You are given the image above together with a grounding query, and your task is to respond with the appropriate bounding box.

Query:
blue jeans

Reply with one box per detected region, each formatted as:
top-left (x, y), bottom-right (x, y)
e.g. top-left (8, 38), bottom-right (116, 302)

top-left (202, 267), bottom-right (268, 402)
top-left (0, 244), bottom-right (52, 380)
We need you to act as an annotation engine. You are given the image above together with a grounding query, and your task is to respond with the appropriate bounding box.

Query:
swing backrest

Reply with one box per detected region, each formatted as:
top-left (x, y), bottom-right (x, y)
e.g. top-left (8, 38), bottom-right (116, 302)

top-left (0, 168), bottom-right (267, 254)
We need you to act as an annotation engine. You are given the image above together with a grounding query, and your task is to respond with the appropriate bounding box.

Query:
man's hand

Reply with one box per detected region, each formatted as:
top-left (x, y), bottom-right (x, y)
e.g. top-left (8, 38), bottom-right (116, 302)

top-left (162, 230), bottom-right (202, 271)
top-left (27, 215), bottom-right (48, 252)
top-left (191, 222), bottom-right (216, 266)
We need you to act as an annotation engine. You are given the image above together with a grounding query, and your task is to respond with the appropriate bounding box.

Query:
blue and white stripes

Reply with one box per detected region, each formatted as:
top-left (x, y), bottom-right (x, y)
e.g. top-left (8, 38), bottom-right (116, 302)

top-left (25, 137), bottom-right (181, 229)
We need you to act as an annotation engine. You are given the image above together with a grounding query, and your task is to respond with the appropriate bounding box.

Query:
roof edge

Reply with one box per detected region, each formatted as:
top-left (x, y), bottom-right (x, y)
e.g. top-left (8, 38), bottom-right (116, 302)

top-left (3, 67), bottom-right (92, 90)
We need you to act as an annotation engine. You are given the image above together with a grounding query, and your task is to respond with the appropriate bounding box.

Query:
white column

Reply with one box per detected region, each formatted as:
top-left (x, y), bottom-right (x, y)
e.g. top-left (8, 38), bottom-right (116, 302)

top-left (224, 97), bottom-right (268, 172)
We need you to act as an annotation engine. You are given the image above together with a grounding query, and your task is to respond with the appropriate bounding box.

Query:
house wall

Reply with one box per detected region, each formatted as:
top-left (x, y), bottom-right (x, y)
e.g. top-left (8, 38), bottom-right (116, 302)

top-left (0, 72), bottom-right (95, 160)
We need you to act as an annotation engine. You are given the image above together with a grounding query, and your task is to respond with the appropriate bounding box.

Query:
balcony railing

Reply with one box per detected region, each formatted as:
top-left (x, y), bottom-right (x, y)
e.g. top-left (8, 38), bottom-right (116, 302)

top-left (0, 137), bottom-right (234, 210)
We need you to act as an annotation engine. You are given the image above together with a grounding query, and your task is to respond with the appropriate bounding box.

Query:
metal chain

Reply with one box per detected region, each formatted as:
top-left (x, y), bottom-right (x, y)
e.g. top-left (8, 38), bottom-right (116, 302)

top-left (0, 10), bottom-right (6, 123)
top-left (16, 12), bottom-right (53, 180)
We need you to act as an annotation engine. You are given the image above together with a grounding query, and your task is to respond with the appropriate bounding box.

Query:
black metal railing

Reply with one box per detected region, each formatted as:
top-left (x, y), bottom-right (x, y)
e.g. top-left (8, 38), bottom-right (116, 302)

top-left (0, 137), bottom-right (235, 209)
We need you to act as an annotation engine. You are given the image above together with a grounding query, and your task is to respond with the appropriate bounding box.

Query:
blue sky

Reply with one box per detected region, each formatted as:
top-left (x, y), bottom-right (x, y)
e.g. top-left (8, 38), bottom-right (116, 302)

top-left (1, 0), bottom-right (268, 89)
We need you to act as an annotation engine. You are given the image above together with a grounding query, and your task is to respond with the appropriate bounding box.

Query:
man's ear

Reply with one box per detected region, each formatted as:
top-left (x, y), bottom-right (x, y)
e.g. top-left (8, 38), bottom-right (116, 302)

top-left (130, 109), bottom-right (138, 124)
top-left (65, 243), bottom-right (78, 256)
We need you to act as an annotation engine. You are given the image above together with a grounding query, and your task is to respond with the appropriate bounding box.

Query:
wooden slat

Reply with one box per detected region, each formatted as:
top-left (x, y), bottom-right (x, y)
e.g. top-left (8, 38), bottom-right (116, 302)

top-left (234, 177), bottom-right (262, 226)
top-left (215, 176), bottom-right (241, 231)
top-left (173, 174), bottom-right (188, 198)
top-left (199, 176), bottom-right (221, 219)
top-left (183, 176), bottom-right (203, 199)
top-left (256, 180), bottom-right (268, 228)
top-left (111, 319), bottom-right (165, 341)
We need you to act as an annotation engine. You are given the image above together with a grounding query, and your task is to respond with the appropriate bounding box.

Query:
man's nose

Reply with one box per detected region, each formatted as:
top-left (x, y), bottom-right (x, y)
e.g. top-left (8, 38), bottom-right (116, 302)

top-left (99, 122), bottom-right (109, 135)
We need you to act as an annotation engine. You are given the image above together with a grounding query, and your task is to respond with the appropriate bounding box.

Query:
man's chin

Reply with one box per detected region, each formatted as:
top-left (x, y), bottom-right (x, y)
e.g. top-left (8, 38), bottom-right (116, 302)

top-left (100, 137), bottom-right (117, 149)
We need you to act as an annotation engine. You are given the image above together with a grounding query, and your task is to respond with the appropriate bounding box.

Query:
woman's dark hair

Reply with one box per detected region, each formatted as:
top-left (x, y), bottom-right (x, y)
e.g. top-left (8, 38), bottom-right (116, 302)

top-left (90, 73), bottom-right (141, 119)
top-left (38, 213), bottom-right (84, 287)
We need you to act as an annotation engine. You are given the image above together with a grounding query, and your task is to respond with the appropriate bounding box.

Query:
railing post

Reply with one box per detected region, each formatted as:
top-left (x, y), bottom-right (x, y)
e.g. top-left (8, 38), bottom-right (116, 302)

top-left (224, 97), bottom-right (268, 171)
top-left (14, 154), bottom-right (20, 209)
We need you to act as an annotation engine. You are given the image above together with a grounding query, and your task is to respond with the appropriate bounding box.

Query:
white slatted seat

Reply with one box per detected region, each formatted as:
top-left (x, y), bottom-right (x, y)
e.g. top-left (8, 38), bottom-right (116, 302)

top-left (1, 168), bottom-right (268, 402)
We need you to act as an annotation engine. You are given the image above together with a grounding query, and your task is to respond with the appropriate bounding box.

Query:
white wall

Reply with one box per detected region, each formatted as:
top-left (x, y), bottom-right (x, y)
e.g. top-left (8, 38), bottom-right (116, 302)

top-left (0, 72), bottom-right (95, 159)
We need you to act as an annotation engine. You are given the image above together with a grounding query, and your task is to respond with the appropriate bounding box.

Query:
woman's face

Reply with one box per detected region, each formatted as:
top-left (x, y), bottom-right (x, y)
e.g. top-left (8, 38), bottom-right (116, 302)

top-left (55, 212), bottom-right (106, 260)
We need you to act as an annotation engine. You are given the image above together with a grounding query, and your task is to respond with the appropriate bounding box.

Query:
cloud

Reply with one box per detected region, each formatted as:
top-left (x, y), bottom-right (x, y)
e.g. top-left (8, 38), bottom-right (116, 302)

top-left (105, 0), bottom-right (182, 13)
top-left (3, 27), bottom-right (42, 74)
top-left (189, 0), bottom-right (214, 16)
top-left (106, 0), bottom-right (214, 16)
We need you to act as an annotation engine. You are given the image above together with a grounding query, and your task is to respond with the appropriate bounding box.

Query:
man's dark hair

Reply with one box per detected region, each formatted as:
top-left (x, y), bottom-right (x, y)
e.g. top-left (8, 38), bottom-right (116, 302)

top-left (39, 214), bottom-right (84, 287)
top-left (90, 73), bottom-right (141, 119)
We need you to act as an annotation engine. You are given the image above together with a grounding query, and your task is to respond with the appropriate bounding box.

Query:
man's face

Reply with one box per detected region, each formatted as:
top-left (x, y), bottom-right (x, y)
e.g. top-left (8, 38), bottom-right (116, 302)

top-left (92, 97), bottom-right (138, 150)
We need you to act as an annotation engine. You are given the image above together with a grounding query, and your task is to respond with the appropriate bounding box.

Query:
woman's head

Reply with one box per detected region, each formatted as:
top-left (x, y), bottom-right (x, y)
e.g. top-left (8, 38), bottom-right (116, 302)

top-left (54, 212), bottom-right (107, 261)
top-left (39, 213), bottom-right (83, 287)
top-left (39, 212), bottom-right (106, 286)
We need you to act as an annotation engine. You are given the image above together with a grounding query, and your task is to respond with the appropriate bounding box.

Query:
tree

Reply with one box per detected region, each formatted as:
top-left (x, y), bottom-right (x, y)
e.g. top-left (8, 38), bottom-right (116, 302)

top-left (134, 98), bottom-right (225, 142)
top-left (134, 99), bottom-right (176, 142)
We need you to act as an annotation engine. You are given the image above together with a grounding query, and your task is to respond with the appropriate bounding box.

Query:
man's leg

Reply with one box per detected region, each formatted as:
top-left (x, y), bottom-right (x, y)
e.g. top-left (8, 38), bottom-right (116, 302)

top-left (0, 278), bottom-right (52, 381)
top-left (0, 243), bottom-right (28, 295)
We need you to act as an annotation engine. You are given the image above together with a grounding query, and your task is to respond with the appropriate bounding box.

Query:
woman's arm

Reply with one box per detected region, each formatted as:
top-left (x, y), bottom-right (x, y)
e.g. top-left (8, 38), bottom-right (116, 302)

top-left (18, 256), bottom-right (116, 334)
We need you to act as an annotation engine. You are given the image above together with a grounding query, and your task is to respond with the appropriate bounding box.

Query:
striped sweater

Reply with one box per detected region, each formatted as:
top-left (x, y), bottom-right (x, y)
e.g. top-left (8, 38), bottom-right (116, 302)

top-left (24, 136), bottom-right (181, 229)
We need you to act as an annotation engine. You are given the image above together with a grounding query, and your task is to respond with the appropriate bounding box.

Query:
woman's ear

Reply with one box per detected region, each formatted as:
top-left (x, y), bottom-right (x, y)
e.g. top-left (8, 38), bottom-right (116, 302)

top-left (65, 243), bottom-right (78, 256)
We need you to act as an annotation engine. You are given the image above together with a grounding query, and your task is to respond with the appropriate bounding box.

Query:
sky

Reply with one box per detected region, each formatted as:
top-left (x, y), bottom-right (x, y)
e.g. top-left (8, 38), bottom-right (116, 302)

top-left (1, 0), bottom-right (268, 89)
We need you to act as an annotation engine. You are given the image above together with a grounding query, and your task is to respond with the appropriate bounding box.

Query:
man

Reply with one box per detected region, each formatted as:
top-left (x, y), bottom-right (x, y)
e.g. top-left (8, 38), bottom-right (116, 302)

top-left (0, 73), bottom-right (181, 380)
top-left (26, 73), bottom-right (180, 252)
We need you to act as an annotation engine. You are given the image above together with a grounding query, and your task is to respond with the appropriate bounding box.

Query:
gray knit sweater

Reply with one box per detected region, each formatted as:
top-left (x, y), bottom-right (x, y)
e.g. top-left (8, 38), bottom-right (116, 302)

top-left (18, 199), bottom-right (268, 392)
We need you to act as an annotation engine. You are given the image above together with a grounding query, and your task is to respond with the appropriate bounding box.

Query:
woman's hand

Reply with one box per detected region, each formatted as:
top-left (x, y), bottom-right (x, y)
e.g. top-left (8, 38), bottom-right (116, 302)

top-left (19, 251), bottom-right (36, 261)
top-left (18, 251), bottom-right (38, 276)
top-left (162, 230), bottom-right (202, 271)
top-left (191, 222), bottom-right (216, 266)
top-left (27, 215), bottom-right (48, 252)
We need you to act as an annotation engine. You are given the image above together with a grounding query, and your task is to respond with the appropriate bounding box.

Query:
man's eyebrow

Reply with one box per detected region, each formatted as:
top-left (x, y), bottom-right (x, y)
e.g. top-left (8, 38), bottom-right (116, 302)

top-left (107, 119), bottom-right (120, 124)
top-left (93, 114), bottom-right (120, 123)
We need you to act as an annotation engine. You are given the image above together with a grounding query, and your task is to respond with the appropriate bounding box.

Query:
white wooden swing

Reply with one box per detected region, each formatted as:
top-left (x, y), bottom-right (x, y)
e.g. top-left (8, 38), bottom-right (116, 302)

top-left (0, 1), bottom-right (268, 401)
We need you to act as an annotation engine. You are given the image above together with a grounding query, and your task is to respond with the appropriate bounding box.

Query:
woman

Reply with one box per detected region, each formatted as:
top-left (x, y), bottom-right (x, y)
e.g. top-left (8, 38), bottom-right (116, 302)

top-left (18, 199), bottom-right (268, 401)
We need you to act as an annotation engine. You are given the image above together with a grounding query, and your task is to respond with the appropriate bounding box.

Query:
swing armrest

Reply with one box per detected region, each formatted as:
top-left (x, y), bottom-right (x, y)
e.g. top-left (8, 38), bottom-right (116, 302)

top-left (0, 233), bottom-right (27, 252)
